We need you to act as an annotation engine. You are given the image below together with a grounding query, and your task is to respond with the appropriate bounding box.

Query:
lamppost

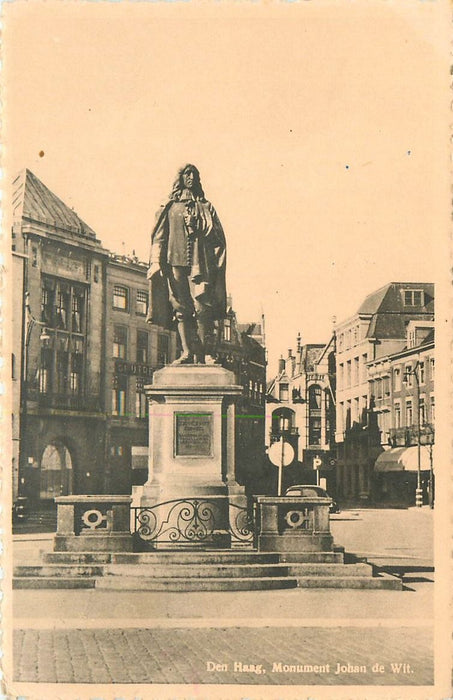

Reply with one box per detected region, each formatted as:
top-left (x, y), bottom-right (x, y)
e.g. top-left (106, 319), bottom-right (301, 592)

top-left (18, 291), bottom-right (50, 499)
top-left (403, 361), bottom-right (422, 508)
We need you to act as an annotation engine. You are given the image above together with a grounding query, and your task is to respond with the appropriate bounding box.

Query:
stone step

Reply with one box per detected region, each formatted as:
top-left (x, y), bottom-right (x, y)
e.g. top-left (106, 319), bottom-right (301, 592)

top-left (101, 562), bottom-right (372, 579)
top-left (95, 576), bottom-right (298, 592)
top-left (42, 550), bottom-right (344, 565)
top-left (295, 574), bottom-right (402, 590)
top-left (13, 577), bottom-right (96, 589)
top-left (43, 552), bottom-right (113, 564)
top-left (14, 564), bottom-right (104, 578)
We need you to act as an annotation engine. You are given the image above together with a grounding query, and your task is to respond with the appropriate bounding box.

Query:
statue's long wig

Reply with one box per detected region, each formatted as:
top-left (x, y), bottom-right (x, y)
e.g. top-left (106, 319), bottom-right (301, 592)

top-left (170, 164), bottom-right (205, 201)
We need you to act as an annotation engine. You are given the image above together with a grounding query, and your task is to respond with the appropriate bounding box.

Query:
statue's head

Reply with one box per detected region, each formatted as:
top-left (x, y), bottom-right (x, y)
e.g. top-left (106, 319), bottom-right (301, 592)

top-left (171, 164), bottom-right (205, 201)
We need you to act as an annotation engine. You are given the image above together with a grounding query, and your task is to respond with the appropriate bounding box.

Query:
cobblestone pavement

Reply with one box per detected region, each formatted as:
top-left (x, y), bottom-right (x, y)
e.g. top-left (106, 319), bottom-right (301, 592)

top-left (13, 625), bottom-right (432, 685)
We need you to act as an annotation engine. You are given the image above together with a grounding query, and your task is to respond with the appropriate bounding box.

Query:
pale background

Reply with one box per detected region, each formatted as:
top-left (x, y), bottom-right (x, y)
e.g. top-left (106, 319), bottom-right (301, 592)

top-left (4, 0), bottom-right (450, 375)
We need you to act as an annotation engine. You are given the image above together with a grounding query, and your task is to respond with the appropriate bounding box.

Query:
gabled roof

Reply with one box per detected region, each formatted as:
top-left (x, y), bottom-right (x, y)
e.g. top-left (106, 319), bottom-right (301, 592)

top-left (13, 169), bottom-right (98, 240)
top-left (358, 282), bottom-right (434, 317)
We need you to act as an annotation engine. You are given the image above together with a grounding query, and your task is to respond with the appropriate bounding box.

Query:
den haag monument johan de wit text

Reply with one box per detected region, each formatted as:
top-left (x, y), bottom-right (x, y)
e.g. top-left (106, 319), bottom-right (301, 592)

top-left (42, 164), bottom-right (399, 593)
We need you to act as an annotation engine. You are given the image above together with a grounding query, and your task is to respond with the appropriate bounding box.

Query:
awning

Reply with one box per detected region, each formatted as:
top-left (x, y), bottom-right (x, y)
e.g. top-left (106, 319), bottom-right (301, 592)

top-left (374, 446), bottom-right (432, 473)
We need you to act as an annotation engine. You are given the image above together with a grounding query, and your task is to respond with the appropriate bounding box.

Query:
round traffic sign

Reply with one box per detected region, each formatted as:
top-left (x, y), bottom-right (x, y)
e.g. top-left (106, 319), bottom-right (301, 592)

top-left (268, 439), bottom-right (295, 467)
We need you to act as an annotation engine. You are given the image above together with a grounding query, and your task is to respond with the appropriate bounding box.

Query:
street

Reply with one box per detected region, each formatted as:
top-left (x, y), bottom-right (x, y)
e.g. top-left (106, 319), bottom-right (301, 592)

top-left (9, 508), bottom-right (435, 689)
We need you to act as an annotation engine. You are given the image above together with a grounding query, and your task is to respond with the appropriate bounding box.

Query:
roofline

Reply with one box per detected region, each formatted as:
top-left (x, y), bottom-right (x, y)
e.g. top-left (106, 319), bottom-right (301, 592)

top-left (367, 340), bottom-right (435, 366)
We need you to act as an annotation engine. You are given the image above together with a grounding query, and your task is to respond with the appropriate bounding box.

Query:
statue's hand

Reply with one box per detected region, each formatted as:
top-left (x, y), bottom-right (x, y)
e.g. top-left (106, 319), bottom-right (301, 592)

top-left (147, 262), bottom-right (162, 279)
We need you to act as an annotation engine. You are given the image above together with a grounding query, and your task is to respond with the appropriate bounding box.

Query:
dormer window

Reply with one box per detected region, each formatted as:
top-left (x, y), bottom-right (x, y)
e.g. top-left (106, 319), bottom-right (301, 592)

top-left (403, 289), bottom-right (424, 307)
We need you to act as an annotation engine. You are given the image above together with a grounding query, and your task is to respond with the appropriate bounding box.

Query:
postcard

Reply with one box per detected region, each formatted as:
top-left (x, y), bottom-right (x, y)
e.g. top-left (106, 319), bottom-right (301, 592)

top-left (2, 1), bottom-right (451, 698)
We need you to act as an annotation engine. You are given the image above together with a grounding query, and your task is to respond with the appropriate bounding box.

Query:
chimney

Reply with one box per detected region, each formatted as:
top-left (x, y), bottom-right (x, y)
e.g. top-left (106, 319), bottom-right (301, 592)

top-left (278, 355), bottom-right (285, 373)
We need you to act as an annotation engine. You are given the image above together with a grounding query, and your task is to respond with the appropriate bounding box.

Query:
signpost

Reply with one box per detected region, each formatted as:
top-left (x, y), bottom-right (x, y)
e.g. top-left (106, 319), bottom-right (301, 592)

top-left (268, 439), bottom-right (295, 496)
top-left (313, 455), bottom-right (322, 486)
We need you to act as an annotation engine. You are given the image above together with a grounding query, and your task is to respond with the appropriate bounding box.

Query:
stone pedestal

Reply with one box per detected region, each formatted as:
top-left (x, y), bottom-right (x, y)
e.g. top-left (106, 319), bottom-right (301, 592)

top-left (140, 364), bottom-right (245, 548)
top-left (254, 496), bottom-right (334, 552)
top-left (54, 495), bottom-right (133, 552)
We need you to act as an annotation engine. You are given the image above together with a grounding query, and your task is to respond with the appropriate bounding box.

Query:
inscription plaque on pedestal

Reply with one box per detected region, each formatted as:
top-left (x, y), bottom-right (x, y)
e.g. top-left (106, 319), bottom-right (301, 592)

top-left (175, 412), bottom-right (213, 457)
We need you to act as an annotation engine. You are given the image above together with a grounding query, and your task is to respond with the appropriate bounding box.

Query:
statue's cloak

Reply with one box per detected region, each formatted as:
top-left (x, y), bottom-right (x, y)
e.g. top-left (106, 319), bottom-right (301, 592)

top-left (149, 197), bottom-right (227, 323)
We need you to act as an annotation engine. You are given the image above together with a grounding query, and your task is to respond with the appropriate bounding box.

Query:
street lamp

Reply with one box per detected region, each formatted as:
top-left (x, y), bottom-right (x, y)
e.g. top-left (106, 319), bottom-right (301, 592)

top-left (403, 361), bottom-right (422, 508)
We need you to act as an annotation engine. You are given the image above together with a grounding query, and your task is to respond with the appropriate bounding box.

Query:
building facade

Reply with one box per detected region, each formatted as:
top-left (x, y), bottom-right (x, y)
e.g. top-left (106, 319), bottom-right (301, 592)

top-left (335, 282), bottom-right (434, 504)
top-left (12, 170), bottom-right (267, 507)
top-left (369, 322), bottom-right (434, 506)
top-left (103, 254), bottom-right (177, 494)
top-left (12, 169), bottom-right (109, 504)
top-left (266, 334), bottom-right (336, 495)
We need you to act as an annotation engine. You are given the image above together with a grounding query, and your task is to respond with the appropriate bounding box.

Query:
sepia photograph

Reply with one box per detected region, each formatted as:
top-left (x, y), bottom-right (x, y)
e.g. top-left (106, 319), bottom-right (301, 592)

top-left (2, 1), bottom-right (451, 698)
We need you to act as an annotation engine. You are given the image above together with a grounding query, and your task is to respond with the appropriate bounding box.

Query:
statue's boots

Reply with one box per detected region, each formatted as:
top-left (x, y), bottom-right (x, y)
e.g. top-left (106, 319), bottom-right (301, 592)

top-left (172, 320), bottom-right (194, 365)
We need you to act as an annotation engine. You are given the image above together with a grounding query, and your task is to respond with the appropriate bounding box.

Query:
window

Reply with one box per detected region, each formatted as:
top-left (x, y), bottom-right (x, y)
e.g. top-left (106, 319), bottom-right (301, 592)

top-left (361, 354), bottom-right (368, 381)
top-left (157, 333), bottom-right (169, 366)
top-left (32, 246), bottom-right (38, 267)
top-left (394, 402), bottom-right (401, 428)
top-left (56, 350), bottom-right (69, 393)
top-left (71, 289), bottom-right (84, 333)
top-left (419, 398), bottom-right (426, 425)
top-left (113, 326), bottom-right (127, 359)
top-left (346, 360), bottom-right (351, 387)
top-left (375, 378), bottom-right (382, 399)
top-left (338, 402), bottom-right (344, 433)
top-left (223, 319), bottom-right (231, 342)
top-left (406, 400), bottom-right (413, 426)
top-left (309, 385), bottom-right (322, 410)
top-left (135, 378), bottom-right (148, 418)
top-left (112, 375), bottom-right (127, 416)
top-left (94, 265), bottom-right (99, 283)
top-left (136, 331), bottom-right (148, 364)
top-left (279, 383), bottom-right (289, 401)
top-left (403, 289), bottom-right (424, 307)
top-left (353, 357), bottom-right (359, 386)
top-left (11, 353), bottom-right (16, 380)
top-left (405, 365), bottom-right (413, 387)
top-left (309, 417), bottom-right (321, 446)
top-left (383, 376), bottom-right (390, 396)
top-left (41, 277), bottom-right (86, 334)
top-left (39, 368), bottom-right (50, 394)
top-left (338, 363), bottom-right (344, 390)
top-left (41, 286), bottom-right (53, 324)
top-left (70, 371), bottom-right (80, 395)
top-left (393, 368), bottom-right (401, 392)
top-left (430, 357), bottom-right (435, 380)
top-left (56, 286), bottom-right (70, 329)
top-left (70, 352), bottom-right (83, 395)
top-left (430, 395), bottom-right (435, 422)
top-left (419, 362), bottom-right (425, 384)
top-left (136, 290), bottom-right (148, 316)
top-left (113, 285), bottom-right (129, 311)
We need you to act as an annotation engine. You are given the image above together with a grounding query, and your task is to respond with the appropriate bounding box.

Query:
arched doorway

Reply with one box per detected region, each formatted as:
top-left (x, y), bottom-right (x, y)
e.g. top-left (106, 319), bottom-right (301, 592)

top-left (40, 442), bottom-right (73, 500)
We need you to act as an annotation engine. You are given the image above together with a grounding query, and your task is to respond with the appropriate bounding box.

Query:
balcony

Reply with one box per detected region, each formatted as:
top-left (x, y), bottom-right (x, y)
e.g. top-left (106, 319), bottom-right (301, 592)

top-left (388, 424), bottom-right (434, 447)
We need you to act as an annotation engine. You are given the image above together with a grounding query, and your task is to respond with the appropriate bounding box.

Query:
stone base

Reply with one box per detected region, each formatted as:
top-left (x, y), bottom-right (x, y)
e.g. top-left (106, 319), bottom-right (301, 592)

top-left (257, 533), bottom-right (334, 553)
top-left (54, 533), bottom-right (133, 552)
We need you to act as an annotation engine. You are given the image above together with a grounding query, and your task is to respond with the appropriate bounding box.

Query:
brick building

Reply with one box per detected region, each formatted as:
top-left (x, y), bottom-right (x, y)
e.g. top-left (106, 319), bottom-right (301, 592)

top-left (369, 322), bottom-right (435, 506)
top-left (335, 282), bottom-right (434, 504)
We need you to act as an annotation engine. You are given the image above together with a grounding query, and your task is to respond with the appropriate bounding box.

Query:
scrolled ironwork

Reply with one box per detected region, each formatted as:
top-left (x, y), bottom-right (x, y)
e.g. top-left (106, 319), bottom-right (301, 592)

top-left (132, 497), bottom-right (254, 548)
top-left (228, 502), bottom-right (254, 543)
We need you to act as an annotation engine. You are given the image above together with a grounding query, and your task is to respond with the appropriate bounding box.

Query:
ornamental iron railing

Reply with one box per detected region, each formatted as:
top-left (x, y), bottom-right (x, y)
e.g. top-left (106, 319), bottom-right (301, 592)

top-left (131, 497), bottom-right (254, 550)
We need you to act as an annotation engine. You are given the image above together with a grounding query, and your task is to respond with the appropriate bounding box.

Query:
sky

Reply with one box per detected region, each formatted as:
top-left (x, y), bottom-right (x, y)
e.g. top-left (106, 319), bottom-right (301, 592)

top-left (4, 1), bottom-right (450, 375)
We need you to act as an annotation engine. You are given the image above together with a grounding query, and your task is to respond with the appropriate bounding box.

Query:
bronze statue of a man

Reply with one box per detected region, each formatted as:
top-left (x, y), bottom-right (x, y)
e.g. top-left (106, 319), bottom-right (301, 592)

top-left (147, 164), bottom-right (227, 364)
